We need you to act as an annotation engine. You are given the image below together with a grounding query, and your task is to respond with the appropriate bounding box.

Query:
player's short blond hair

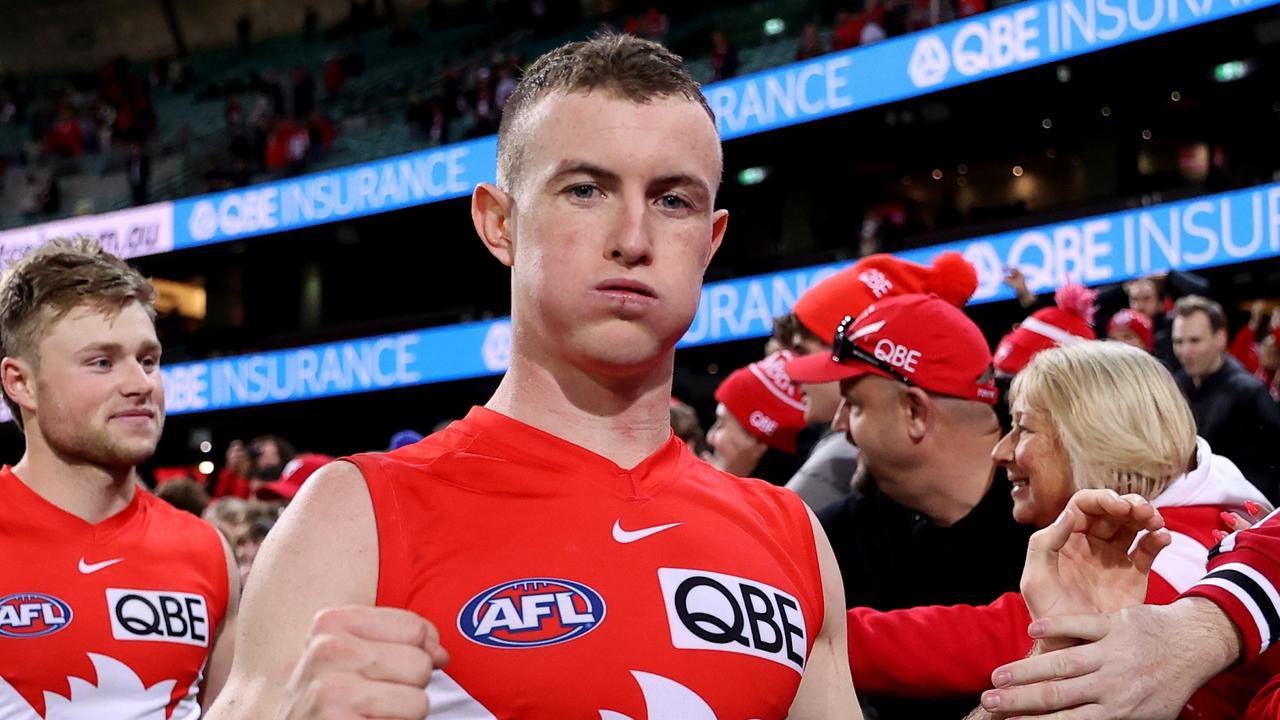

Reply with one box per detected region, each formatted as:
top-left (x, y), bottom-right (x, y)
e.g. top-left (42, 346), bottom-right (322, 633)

top-left (0, 237), bottom-right (155, 426)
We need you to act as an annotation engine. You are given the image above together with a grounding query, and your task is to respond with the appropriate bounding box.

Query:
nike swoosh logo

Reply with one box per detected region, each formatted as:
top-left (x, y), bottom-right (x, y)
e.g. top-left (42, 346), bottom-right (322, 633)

top-left (78, 557), bottom-right (123, 574)
top-left (612, 520), bottom-right (682, 544)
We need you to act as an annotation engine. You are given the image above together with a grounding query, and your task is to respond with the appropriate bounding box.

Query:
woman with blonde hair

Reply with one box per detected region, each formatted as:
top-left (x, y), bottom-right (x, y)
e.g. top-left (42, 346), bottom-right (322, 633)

top-left (846, 341), bottom-right (1271, 718)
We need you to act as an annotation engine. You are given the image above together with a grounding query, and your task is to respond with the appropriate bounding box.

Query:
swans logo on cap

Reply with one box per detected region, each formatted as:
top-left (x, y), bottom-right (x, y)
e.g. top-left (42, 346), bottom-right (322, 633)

top-left (0, 593), bottom-right (73, 638)
top-left (458, 578), bottom-right (606, 648)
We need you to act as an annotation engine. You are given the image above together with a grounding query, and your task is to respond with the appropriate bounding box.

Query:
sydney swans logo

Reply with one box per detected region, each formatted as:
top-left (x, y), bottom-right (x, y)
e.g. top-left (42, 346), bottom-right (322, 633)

top-left (0, 653), bottom-right (193, 719)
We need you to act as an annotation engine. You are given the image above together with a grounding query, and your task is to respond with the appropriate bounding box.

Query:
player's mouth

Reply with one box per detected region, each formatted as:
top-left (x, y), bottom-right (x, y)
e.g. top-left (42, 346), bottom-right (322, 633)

top-left (110, 408), bottom-right (157, 422)
top-left (594, 279), bottom-right (658, 306)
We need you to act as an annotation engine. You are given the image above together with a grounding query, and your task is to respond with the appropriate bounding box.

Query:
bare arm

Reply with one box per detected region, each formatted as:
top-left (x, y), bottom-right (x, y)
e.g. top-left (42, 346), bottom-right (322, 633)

top-left (200, 531), bottom-right (241, 710)
top-left (788, 506), bottom-right (862, 719)
top-left (204, 461), bottom-right (379, 720)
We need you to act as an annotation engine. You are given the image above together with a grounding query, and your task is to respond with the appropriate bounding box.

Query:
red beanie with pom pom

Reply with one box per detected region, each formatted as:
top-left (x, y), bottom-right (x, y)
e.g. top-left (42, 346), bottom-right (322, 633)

top-left (994, 284), bottom-right (1098, 375)
top-left (792, 252), bottom-right (978, 341)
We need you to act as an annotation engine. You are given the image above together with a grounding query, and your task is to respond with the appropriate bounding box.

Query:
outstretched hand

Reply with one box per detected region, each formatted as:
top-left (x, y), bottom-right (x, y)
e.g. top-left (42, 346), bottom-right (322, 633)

top-left (1020, 489), bottom-right (1171, 649)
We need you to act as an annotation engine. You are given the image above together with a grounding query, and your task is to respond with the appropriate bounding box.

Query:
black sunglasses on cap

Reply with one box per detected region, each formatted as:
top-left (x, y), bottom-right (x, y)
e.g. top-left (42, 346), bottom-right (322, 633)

top-left (832, 314), bottom-right (915, 387)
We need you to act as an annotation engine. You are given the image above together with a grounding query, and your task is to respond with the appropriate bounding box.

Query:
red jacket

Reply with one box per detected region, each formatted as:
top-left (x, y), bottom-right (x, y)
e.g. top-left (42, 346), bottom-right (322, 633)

top-left (848, 441), bottom-right (1271, 718)
top-left (1184, 508), bottom-right (1280, 719)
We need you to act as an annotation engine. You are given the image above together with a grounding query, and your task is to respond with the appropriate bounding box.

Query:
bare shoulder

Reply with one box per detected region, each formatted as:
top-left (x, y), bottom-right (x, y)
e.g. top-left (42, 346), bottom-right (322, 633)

top-left (260, 458), bottom-right (379, 603)
top-left (205, 460), bottom-right (379, 719)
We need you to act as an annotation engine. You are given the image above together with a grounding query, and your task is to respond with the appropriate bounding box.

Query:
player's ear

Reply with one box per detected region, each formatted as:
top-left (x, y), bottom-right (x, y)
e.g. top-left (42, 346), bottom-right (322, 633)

top-left (1, 356), bottom-right (37, 418)
top-left (472, 182), bottom-right (516, 268)
top-left (704, 209), bottom-right (729, 269)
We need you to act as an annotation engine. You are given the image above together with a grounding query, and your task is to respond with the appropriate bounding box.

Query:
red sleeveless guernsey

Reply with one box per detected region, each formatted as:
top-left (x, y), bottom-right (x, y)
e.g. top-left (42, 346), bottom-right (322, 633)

top-left (346, 406), bottom-right (825, 719)
top-left (0, 467), bottom-right (229, 719)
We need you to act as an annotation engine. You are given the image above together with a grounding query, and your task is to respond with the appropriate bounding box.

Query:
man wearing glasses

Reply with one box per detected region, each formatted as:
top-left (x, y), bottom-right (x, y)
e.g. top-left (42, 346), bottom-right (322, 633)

top-left (786, 293), bottom-right (1032, 720)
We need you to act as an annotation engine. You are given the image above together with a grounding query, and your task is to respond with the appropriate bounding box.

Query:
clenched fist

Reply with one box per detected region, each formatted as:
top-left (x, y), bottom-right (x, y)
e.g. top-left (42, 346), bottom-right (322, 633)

top-left (280, 606), bottom-right (450, 720)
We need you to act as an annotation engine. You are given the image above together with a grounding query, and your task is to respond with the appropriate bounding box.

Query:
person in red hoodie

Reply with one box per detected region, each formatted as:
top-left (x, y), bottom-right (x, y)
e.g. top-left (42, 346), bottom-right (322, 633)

top-left (846, 341), bottom-right (1272, 718)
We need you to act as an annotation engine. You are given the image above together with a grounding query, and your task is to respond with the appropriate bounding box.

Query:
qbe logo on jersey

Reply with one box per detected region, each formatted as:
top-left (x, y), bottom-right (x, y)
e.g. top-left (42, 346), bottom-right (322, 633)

top-left (0, 593), bottom-right (73, 638)
top-left (458, 578), bottom-right (605, 648)
top-left (659, 568), bottom-right (807, 674)
top-left (107, 588), bottom-right (210, 647)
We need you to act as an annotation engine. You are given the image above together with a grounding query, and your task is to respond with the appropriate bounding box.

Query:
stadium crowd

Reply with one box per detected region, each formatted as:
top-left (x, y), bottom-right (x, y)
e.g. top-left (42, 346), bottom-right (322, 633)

top-left (0, 0), bottom-right (1011, 228)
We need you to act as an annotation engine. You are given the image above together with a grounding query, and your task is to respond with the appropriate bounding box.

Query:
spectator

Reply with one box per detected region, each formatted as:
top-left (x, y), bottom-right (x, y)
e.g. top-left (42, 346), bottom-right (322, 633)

top-left (669, 398), bottom-right (707, 456)
top-left (781, 251), bottom-right (977, 511)
top-left (1172, 295), bottom-right (1280, 501)
top-left (992, 283), bottom-right (1097, 377)
top-left (156, 477), bottom-right (213, 517)
top-left (796, 22), bottom-right (826, 61)
top-left (236, 519), bottom-right (276, 590)
top-left (236, 13), bottom-right (253, 55)
top-left (306, 110), bottom-right (336, 156)
top-left (212, 435), bottom-right (298, 499)
top-left (203, 496), bottom-right (248, 541)
top-left (42, 102), bottom-right (82, 158)
top-left (40, 175), bottom-right (61, 216)
top-left (625, 6), bottom-right (669, 41)
top-left (265, 118), bottom-right (309, 172)
top-left (126, 142), bottom-right (151, 205)
top-left (708, 31), bottom-right (740, 82)
top-left (707, 350), bottom-right (807, 483)
top-left (1229, 301), bottom-right (1278, 375)
top-left (1108, 308), bottom-right (1156, 352)
top-left (1259, 332), bottom-right (1280, 402)
top-left (831, 11), bottom-right (860, 51)
top-left (19, 173), bottom-right (42, 220)
top-left (787, 293), bottom-right (1032, 720)
top-left (471, 78), bottom-right (499, 137)
top-left (494, 64), bottom-right (518, 110)
top-left (1096, 270), bottom-right (1209, 369)
top-left (956, 0), bottom-right (988, 17)
top-left (860, 0), bottom-right (888, 44)
top-left (846, 342), bottom-right (1271, 716)
top-left (255, 453), bottom-right (333, 502)
top-left (323, 56), bottom-right (346, 99)
top-left (292, 66), bottom-right (316, 119)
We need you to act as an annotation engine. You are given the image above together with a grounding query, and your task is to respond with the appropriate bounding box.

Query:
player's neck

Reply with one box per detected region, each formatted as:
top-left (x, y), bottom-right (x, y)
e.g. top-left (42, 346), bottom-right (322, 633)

top-left (12, 430), bottom-right (138, 525)
top-left (487, 352), bottom-right (674, 470)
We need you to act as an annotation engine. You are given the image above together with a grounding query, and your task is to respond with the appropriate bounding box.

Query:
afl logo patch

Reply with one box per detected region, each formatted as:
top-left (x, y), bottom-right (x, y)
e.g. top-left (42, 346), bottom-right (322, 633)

top-left (0, 593), bottom-right (73, 638)
top-left (458, 578), bottom-right (605, 648)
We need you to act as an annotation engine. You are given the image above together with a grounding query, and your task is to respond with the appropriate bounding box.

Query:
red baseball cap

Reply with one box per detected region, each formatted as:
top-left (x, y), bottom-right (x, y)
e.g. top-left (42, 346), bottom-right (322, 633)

top-left (792, 251), bottom-right (977, 342)
top-left (255, 453), bottom-right (333, 501)
top-left (785, 293), bottom-right (998, 404)
top-left (714, 350), bottom-right (807, 454)
top-left (1107, 308), bottom-right (1155, 351)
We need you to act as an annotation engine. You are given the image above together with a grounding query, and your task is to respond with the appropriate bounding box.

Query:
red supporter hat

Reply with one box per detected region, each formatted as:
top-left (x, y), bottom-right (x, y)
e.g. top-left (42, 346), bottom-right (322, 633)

top-left (713, 350), bottom-right (807, 454)
top-left (1108, 308), bottom-right (1155, 351)
top-left (792, 252), bottom-right (978, 341)
top-left (993, 284), bottom-right (1097, 375)
top-left (255, 453), bottom-right (333, 501)
top-left (785, 294), bottom-right (998, 404)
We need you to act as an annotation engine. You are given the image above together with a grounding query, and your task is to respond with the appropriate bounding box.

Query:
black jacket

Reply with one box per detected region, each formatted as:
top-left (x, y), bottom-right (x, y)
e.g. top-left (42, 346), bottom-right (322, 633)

top-left (1177, 357), bottom-right (1280, 501)
top-left (818, 470), bottom-right (1032, 719)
